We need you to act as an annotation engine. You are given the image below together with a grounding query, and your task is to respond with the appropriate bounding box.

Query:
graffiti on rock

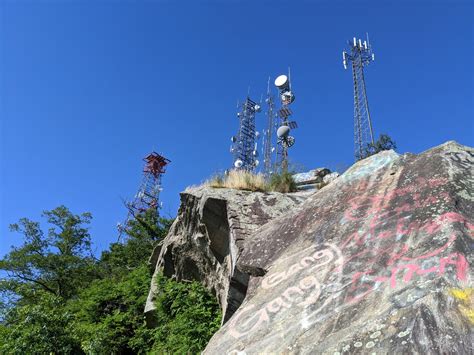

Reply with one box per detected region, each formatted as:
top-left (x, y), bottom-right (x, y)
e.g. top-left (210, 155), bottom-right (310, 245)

top-left (339, 176), bottom-right (472, 303)
top-left (450, 288), bottom-right (474, 324)
top-left (447, 150), bottom-right (474, 170)
top-left (340, 153), bottom-right (398, 184)
top-left (226, 172), bottom-right (472, 342)
top-left (228, 243), bottom-right (343, 338)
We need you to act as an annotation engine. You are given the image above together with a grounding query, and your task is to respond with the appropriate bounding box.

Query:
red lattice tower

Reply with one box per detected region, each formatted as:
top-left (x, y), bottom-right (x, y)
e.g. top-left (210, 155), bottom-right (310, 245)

top-left (118, 152), bottom-right (170, 237)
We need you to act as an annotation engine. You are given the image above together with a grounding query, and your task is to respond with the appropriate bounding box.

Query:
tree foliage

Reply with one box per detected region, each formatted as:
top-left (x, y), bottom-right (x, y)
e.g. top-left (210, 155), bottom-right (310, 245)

top-left (0, 292), bottom-right (81, 354)
top-left (0, 206), bottom-right (96, 302)
top-left (69, 265), bottom-right (153, 354)
top-left (0, 205), bottom-right (221, 354)
top-left (361, 133), bottom-right (397, 160)
top-left (151, 274), bottom-right (222, 353)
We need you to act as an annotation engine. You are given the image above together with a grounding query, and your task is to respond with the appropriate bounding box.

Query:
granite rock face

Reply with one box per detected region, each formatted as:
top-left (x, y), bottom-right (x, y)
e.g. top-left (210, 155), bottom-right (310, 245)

top-left (145, 186), bottom-right (309, 324)
top-left (204, 141), bottom-right (473, 354)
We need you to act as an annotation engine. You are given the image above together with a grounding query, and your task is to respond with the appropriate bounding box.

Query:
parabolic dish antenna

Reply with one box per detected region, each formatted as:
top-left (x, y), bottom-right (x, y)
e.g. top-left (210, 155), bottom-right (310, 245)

top-left (274, 75), bottom-right (289, 89)
top-left (277, 125), bottom-right (290, 138)
top-left (234, 159), bottom-right (243, 168)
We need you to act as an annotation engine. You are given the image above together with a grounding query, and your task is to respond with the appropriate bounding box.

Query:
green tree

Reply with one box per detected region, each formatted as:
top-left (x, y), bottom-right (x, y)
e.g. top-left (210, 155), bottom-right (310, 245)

top-left (0, 292), bottom-right (81, 354)
top-left (69, 265), bottom-right (153, 354)
top-left (100, 209), bottom-right (173, 274)
top-left (0, 206), bottom-right (96, 302)
top-left (361, 133), bottom-right (397, 160)
top-left (0, 204), bottom-right (223, 354)
top-left (0, 206), bottom-right (95, 353)
top-left (67, 210), bottom-right (174, 354)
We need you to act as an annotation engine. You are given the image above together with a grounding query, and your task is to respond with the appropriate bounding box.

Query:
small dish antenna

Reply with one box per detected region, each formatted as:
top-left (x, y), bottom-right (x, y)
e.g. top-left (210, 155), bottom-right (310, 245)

top-left (234, 159), bottom-right (243, 168)
top-left (277, 125), bottom-right (290, 138)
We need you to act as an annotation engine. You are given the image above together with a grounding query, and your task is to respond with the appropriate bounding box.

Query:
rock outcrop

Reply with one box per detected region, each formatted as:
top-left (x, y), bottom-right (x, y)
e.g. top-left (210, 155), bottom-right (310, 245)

top-left (147, 141), bottom-right (473, 354)
top-left (145, 186), bottom-right (310, 324)
top-left (205, 141), bottom-right (473, 354)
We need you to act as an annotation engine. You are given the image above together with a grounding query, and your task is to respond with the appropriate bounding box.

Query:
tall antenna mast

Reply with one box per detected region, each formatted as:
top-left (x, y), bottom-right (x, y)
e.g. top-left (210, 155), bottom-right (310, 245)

top-left (343, 34), bottom-right (376, 161)
top-left (118, 152), bottom-right (170, 239)
top-left (274, 69), bottom-right (298, 173)
top-left (230, 95), bottom-right (261, 171)
top-left (262, 77), bottom-right (276, 176)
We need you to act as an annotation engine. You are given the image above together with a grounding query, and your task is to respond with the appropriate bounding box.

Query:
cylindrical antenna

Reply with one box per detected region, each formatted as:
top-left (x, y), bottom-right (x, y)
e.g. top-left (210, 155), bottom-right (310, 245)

top-left (288, 66), bottom-right (292, 90)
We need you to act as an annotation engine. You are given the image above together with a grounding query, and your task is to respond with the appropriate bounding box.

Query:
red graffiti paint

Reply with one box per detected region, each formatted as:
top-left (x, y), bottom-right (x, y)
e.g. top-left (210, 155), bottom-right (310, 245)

top-left (346, 252), bottom-right (469, 304)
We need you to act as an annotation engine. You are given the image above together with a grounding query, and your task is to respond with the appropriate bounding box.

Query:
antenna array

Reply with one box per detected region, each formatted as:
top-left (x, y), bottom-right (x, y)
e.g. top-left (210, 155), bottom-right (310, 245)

top-left (230, 97), bottom-right (261, 171)
top-left (274, 69), bottom-right (297, 172)
top-left (343, 34), bottom-right (376, 160)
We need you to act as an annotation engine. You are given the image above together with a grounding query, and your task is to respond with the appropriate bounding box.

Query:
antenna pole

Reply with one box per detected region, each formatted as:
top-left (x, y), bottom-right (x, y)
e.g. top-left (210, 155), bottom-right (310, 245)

top-left (231, 95), bottom-right (260, 171)
top-left (343, 34), bottom-right (376, 160)
top-left (263, 76), bottom-right (275, 176)
top-left (274, 71), bottom-right (297, 174)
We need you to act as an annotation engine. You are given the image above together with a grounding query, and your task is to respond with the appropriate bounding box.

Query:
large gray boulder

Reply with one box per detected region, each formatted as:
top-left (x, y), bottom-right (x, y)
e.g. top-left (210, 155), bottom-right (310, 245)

top-left (145, 186), bottom-right (309, 324)
top-left (205, 141), bottom-right (473, 354)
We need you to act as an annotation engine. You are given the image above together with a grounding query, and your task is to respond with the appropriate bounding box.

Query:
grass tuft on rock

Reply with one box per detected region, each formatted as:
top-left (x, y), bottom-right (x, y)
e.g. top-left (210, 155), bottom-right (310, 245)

top-left (268, 170), bottom-right (298, 193)
top-left (208, 170), bottom-right (267, 192)
top-left (206, 170), bottom-right (298, 193)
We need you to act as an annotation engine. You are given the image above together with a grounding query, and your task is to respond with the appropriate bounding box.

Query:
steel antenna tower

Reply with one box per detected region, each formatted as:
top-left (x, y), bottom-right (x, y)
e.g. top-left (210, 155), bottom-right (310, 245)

top-left (118, 152), bottom-right (170, 239)
top-left (230, 96), bottom-right (261, 171)
top-left (343, 34), bottom-right (376, 161)
top-left (274, 69), bottom-right (297, 173)
top-left (262, 77), bottom-right (276, 175)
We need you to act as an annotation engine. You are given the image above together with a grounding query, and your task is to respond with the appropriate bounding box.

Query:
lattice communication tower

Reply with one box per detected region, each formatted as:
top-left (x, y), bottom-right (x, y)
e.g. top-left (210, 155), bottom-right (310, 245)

top-left (343, 34), bottom-right (376, 160)
top-left (274, 70), bottom-right (297, 173)
top-left (118, 152), bottom-right (170, 237)
top-left (230, 97), bottom-right (261, 171)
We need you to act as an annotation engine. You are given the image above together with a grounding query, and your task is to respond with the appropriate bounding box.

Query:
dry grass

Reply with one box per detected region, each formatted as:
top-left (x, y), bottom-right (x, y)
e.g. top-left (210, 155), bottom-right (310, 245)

top-left (207, 170), bottom-right (268, 192)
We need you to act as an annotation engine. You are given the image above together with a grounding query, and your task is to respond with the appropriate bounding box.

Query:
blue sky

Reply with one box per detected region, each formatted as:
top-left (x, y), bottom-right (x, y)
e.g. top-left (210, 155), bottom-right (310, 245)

top-left (1, 1), bottom-right (473, 257)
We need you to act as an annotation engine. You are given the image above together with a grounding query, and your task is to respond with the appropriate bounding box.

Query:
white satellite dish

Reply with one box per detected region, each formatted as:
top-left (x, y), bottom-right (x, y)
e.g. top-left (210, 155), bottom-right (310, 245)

top-left (254, 104), bottom-right (261, 112)
top-left (277, 125), bottom-right (290, 138)
top-left (234, 159), bottom-right (243, 168)
top-left (274, 75), bottom-right (289, 89)
top-left (255, 131), bottom-right (260, 138)
top-left (252, 150), bottom-right (258, 157)
top-left (255, 159), bottom-right (260, 167)
top-left (231, 136), bottom-right (237, 143)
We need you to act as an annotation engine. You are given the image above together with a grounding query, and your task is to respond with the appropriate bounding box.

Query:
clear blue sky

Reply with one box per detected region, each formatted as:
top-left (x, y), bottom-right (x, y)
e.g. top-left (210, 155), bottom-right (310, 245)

top-left (1, 1), bottom-right (473, 257)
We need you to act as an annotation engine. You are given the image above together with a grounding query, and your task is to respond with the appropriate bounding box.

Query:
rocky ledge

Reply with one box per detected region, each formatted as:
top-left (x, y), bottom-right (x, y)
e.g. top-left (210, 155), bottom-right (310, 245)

top-left (145, 186), bottom-right (311, 324)
top-left (148, 141), bottom-right (473, 354)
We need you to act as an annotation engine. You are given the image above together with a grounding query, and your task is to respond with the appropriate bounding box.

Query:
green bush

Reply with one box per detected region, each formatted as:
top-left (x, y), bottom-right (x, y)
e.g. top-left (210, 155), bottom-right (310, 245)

top-left (268, 171), bottom-right (298, 193)
top-left (152, 274), bottom-right (222, 353)
top-left (69, 265), bottom-right (153, 354)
